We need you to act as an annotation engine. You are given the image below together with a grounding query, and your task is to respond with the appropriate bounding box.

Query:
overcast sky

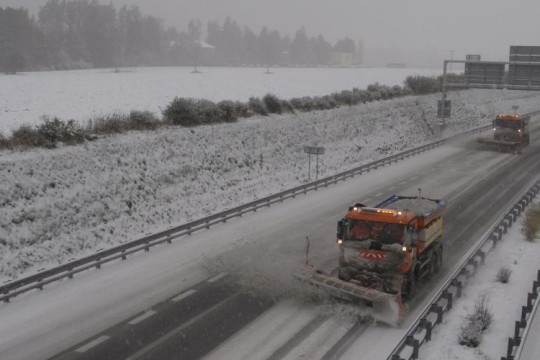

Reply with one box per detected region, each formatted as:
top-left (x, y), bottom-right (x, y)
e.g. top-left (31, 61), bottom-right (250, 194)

top-left (2, 0), bottom-right (539, 67)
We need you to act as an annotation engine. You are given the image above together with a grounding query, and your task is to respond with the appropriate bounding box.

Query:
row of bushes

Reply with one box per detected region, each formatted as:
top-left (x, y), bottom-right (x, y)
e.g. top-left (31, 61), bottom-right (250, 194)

top-left (162, 81), bottom-right (419, 126)
top-left (160, 73), bottom-right (463, 126)
top-left (0, 111), bottom-right (161, 149)
top-left (1, 75), bottom-right (459, 150)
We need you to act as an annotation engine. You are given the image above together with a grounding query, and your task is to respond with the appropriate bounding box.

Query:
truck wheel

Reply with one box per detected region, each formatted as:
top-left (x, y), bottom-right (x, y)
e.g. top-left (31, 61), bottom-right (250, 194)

top-left (402, 272), bottom-right (416, 301)
top-left (432, 249), bottom-right (442, 273)
top-left (338, 268), bottom-right (351, 281)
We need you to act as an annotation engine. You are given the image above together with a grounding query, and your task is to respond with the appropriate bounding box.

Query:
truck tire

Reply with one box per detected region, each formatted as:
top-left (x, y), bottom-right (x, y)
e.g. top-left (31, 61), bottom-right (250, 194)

top-left (433, 248), bottom-right (442, 273)
top-left (401, 271), bottom-right (416, 301)
top-left (338, 267), bottom-right (351, 281)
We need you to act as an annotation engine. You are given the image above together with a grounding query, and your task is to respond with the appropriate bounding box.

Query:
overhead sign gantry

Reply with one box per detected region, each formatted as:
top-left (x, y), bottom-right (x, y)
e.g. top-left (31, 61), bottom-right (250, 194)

top-left (438, 46), bottom-right (540, 118)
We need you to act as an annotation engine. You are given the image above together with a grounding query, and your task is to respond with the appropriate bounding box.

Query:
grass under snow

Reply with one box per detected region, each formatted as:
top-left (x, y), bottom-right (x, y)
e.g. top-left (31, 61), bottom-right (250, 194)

top-left (1, 89), bottom-right (540, 281)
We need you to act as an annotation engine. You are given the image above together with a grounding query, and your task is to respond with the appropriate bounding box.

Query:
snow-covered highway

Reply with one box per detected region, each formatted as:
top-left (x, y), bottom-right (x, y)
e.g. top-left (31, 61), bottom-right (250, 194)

top-left (2, 128), bottom-right (540, 359)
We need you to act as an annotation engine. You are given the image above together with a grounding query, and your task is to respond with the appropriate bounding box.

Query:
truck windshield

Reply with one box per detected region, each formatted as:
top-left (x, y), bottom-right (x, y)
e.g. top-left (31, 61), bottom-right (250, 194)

top-left (494, 119), bottom-right (522, 130)
top-left (345, 220), bottom-right (405, 244)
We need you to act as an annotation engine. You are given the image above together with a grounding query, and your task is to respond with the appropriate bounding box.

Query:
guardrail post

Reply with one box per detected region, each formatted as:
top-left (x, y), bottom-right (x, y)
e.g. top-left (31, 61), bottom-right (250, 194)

top-left (496, 228), bottom-right (503, 241)
top-left (451, 278), bottom-right (462, 298)
top-left (504, 337), bottom-right (515, 360)
top-left (506, 214), bottom-right (513, 227)
top-left (469, 259), bottom-right (479, 275)
top-left (476, 251), bottom-right (486, 265)
top-left (420, 318), bottom-right (432, 342)
top-left (521, 306), bottom-right (527, 325)
top-left (405, 336), bottom-right (419, 359)
top-left (491, 233), bottom-right (498, 249)
top-left (514, 321), bottom-right (522, 344)
top-left (527, 293), bottom-right (535, 312)
top-left (443, 290), bottom-right (453, 310)
top-left (95, 259), bottom-right (101, 269)
top-left (459, 266), bottom-right (470, 278)
top-left (430, 303), bottom-right (443, 324)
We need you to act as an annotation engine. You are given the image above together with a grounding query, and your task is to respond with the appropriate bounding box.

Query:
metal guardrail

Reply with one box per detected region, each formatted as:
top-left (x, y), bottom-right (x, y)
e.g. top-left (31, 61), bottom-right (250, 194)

top-left (501, 270), bottom-right (540, 360)
top-left (0, 115), bottom-right (531, 304)
top-left (387, 178), bottom-right (540, 360)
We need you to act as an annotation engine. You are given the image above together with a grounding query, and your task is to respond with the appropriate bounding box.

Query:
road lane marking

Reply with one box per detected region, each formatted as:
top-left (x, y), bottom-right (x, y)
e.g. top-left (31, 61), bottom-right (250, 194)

top-left (128, 310), bottom-right (157, 325)
top-left (172, 289), bottom-right (196, 302)
top-left (75, 335), bottom-right (110, 353)
top-left (375, 192), bottom-right (383, 197)
top-left (126, 293), bottom-right (240, 360)
top-left (207, 272), bottom-right (228, 283)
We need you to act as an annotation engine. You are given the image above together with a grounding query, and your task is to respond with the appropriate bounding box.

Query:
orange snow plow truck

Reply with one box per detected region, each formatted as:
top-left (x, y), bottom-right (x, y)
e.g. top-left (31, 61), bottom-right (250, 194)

top-left (297, 195), bottom-right (446, 325)
top-left (477, 113), bottom-right (530, 153)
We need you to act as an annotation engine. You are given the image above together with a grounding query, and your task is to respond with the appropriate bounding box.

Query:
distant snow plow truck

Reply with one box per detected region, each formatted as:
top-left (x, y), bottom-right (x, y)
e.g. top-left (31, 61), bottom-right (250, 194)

top-left (297, 194), bottom-right (446, 325)
top-left (477, 113), bottom-right (530, 154)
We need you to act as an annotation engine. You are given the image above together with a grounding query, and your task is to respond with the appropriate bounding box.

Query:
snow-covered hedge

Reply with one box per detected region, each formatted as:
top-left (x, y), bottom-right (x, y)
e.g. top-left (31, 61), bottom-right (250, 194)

top-left (458, 295), bottom-right (493, 347)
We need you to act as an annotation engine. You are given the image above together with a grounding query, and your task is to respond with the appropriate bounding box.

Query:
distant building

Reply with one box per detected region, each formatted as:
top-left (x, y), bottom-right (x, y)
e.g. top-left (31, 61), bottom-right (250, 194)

top-left (195, 40), bottom-right (216, 57)
top-left (331, 52), bottom-right (354, 67)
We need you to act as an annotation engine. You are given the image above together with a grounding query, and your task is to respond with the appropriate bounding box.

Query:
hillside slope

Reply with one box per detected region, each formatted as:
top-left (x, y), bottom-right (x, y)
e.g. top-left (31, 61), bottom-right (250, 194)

top-left (1, 89), bottom-right (540, 281)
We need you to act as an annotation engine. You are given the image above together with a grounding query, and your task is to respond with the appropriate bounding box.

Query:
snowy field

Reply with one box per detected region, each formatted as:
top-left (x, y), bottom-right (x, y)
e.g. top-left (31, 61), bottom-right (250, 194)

top-left (0, 66), bottom-right (441, 134)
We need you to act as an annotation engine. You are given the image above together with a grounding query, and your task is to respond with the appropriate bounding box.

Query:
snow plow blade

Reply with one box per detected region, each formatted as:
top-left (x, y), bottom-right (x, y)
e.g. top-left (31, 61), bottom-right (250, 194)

top-left (295, 265), bottom-right (404, 326)
top-left (477, 137), bottom-right (523, 153)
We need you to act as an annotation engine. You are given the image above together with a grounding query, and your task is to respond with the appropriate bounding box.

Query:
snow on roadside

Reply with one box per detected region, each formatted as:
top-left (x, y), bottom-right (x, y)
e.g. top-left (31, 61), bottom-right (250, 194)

top-left (420, 200), bottom-right (540, 360)
top-left (1, 89), bottom-right (540, 283)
